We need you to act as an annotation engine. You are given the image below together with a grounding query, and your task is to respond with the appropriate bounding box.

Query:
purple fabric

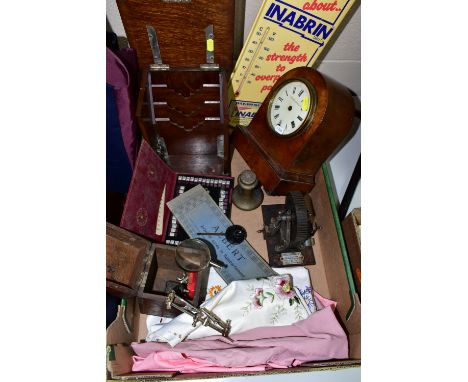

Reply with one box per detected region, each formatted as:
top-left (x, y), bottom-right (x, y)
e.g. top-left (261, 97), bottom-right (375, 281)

top-left (131, 305), bottom-right (348, 370)
top-left (106, 47), bottom-right (138, 169)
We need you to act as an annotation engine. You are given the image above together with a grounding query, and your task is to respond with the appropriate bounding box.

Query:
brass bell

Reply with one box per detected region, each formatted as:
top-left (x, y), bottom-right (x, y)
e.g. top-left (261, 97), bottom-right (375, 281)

top-left (232, 170), bottom-right (264, 211)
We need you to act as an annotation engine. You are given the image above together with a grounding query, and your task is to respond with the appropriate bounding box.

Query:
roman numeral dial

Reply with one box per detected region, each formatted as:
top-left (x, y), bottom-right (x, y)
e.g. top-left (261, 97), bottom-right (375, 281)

top-left (267, 80), bottom-right (314, 136)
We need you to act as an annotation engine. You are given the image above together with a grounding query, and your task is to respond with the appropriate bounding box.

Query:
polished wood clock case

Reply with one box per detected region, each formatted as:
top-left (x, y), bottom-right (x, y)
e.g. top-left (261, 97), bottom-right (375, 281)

top-left (233, 67), bottom-right (356, 195)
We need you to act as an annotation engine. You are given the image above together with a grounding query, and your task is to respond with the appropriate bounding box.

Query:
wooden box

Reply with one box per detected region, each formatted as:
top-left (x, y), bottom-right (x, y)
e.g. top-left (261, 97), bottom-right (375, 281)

top-left (116, 0), bottom-right (243, 175)
top-left (116, 0), bottom-right (238, 72)
top-left (136, 67), bottom-right (231, 175)
top-left (106, 223), bottom-right (209, 317)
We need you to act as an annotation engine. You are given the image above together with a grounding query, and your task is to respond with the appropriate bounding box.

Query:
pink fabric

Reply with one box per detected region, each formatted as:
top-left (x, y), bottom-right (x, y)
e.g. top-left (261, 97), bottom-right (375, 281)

top-left (314, 291), bottom-right (338, 311)
top-left (133, 351), bottom-right (266, 373)
top-left (131, 292), bottom-right (348, 373)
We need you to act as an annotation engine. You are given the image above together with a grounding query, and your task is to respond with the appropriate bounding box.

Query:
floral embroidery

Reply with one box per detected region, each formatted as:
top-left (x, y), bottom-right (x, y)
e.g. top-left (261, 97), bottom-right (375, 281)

top-left (275, 275), bottom-right (296, 298)
top-left (208, 285), bottom-right (222, 298)
top-left (241, 301), bottom-right (252, 316)
top-left (252, 288), bottom-right (275, 309)
top-left (270, 305), bottom-right (287, 324)
top-left (252, 288), bottom-right (265, 308)
top-left (241, 274), bottom-right (307, 323)
top-left (297, 285), bottom-right (316, 313)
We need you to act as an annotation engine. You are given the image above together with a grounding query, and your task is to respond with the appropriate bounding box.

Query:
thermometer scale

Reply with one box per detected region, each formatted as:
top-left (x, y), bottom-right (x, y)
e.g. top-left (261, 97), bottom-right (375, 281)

top-left (228, 0), bottom-right (357, 127)
top-left (234, 26), bottom-right (274, 97)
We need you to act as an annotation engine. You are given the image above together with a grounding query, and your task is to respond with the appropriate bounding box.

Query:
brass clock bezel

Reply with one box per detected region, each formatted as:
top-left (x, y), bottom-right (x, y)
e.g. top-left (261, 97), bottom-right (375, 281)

top-left (266, 78), bottom-right (318, 138)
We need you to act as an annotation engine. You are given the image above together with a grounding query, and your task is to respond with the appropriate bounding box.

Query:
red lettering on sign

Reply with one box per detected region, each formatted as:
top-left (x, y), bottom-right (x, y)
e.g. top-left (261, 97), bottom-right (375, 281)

top-left (303, 0), bottom-right (340, 12)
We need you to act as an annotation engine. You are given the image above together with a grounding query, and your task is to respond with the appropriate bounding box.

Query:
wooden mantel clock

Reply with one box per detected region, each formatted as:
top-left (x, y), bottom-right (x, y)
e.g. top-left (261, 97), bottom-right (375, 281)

top-left (233, 67), bottom-right (356, 196)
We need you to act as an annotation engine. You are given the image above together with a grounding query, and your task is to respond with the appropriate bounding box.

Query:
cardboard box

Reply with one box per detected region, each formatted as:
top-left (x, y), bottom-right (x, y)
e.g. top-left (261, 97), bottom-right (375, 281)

top-left (342, 208), bottom-right (361, 297)
top-left (106, 151), bottom-right (361, 379)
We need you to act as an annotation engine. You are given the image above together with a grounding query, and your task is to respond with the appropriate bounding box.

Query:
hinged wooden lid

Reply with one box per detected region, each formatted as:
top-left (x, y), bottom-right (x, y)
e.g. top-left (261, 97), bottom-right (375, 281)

top-left (116, 0), bottom-right (238, 72)
top-left (106, 223), bottom-right (156, 297)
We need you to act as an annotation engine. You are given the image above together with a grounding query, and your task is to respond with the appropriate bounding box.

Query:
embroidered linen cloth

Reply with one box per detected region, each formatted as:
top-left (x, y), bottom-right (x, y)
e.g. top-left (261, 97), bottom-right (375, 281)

top-left (147, 274), bottom-right (309, 346)
top-left (146, 316), bottom-right (173, 339)
top-left (146, 266), bottom-right (316, 340)
top-left (132, 292), bottom-right (348, 372)
top-left (206, 266), bottom-right (316, 313)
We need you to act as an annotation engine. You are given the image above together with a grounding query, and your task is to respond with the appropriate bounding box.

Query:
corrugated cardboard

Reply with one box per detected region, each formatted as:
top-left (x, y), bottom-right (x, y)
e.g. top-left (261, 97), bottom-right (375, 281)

top-left (106, 150), bottom-right (361, 379)
top-left (342, 208), bottom-right (361, 297)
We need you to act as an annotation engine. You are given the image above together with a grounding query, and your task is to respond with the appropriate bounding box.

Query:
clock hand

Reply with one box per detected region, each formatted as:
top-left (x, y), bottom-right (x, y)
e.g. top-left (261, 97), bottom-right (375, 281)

top-left (291, 95), bottom-right (310, 112)
top-left (290, 96), bottom-right (301, 108)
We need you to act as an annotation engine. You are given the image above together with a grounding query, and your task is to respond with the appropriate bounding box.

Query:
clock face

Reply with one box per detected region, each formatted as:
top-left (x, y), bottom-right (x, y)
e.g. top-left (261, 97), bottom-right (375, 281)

top-left (267, 80), bottom-right (316, 136)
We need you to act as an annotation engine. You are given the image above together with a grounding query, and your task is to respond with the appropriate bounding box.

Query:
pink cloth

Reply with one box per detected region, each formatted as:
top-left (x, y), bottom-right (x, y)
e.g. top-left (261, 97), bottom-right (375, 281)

top-left (133, 351), bottom-right (266, 373)
top-left (314, 291), bottom-right (338, 311)
top-left (131, 292), bottom-right (347, 373)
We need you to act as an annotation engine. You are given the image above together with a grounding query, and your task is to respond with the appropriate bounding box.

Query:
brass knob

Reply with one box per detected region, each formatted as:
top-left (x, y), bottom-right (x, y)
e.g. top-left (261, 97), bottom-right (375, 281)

top-left (232, 170), bottom-right (264, 211)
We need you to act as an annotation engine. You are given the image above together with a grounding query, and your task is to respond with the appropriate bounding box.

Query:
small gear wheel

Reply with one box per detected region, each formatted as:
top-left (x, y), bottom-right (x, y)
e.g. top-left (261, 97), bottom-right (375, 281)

top-left (285, 191), bottom-right (312, 247)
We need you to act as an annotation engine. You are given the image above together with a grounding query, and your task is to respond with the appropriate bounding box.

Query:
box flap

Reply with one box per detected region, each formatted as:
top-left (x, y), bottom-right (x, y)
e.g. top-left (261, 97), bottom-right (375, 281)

top-left (341, 292), bottom-right (361, 359)
top-left (107, 344), bottom-right (134, 378)
top-left (320, 164), bottom-right (358, 318)
top-left (107, 299), bottom-right (135, 346)
top-left (342, 208), bottom-right (361, 296)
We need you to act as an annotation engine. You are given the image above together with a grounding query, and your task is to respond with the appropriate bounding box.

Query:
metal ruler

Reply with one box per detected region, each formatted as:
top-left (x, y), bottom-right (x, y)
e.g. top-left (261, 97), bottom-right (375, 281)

top-left (228, 0), bottom-right (357, 127)
top-left (167, 185), bottom-right (277, 283)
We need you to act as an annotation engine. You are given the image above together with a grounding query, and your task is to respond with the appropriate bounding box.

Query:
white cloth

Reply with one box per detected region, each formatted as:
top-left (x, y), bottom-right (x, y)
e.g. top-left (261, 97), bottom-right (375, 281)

top-left (206, 266), bottom-right (316, 313)
top-left (146, 316), bottom-right (173, 337)
top-left (147, 274), bottom-right (310, 346)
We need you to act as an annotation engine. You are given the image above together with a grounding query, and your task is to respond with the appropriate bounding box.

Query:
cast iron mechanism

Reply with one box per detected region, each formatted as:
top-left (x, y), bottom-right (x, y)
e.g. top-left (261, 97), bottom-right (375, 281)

top-left (260, 191), bottom-right (319, 266)
top-left (165, 290), bottom-right (233, 340)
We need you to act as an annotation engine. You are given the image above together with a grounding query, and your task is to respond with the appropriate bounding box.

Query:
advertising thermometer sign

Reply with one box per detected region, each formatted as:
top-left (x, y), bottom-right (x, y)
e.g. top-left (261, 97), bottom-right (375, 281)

top-left (228, 0), bottom-right (356, 126)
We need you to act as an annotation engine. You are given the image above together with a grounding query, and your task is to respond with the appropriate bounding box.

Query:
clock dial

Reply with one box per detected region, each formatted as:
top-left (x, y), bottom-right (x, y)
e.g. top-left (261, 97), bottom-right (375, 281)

top-left (267, 80), bottom-right (314, 136)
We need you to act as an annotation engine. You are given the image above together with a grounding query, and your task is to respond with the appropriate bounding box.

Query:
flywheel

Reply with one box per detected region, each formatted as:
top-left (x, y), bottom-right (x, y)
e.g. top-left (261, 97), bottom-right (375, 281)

top-left (285, 191), bottom-right (312, 247)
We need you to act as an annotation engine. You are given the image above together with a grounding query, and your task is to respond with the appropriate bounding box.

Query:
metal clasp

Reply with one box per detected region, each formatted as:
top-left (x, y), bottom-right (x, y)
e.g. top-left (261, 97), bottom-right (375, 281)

top-left (147, 25), bottom-right (170, 71)
top-left (200, 25), bottom-right (219, 70)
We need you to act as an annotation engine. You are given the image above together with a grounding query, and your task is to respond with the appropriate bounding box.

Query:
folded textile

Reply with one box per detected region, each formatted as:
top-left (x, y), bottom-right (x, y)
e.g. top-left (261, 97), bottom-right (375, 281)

top-left (132, 292), bottom-right (347, 372)
top-left (145, 267), bottom-right (316, 342)
top-left (147, 274), bottom-right (310, 346)
top-left (146, 316), bottom-right (173, 338)
top-left (132, 351), bottom-right (267, 373)
top-left (206, 266), bottom-right (317, 313)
